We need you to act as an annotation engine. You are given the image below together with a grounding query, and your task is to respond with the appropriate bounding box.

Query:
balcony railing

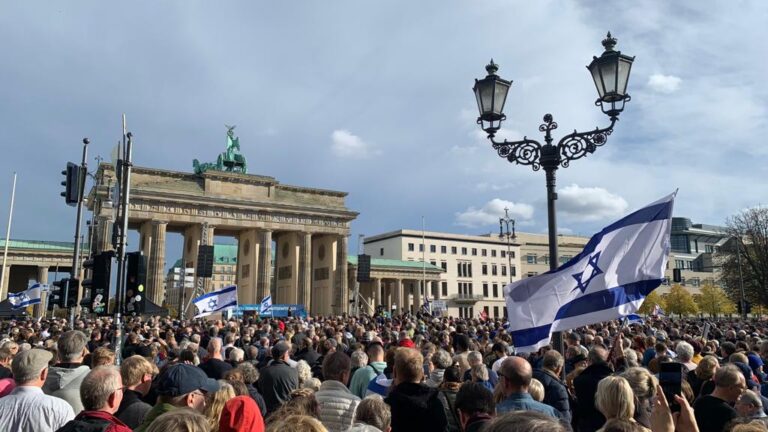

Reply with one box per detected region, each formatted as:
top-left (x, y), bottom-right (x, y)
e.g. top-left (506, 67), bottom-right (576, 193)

top-left (451, 293), bottom-right (485, 304)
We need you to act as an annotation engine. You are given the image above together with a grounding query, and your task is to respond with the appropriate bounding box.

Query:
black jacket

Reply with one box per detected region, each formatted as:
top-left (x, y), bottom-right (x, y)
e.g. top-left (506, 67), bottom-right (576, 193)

top-left (246, 383), bottom-right (268, 417)
top-left (533, 368), bottom-right (572, 423)
top-left (385, 382), bottom-right (448, 432)
top-left (115, 389), bottom-right (151, 430)
top-left (295, 347), bottom-right (321, 367)
top-left (258, 360), bottom-right (299, 414)
top-left (573, 362), bottom-right (613, 432)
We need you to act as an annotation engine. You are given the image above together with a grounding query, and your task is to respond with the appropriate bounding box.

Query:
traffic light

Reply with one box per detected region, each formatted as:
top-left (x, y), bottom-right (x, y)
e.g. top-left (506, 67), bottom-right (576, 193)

top-left (66, 279), bottom-right (79, 309)
top-left (60, 162), bottom-right (80, 206)
top-left (357, 254), bottom-right (371, 283)
top-left (50, 278), bottom-right (69, 309)
top-left (125, 252), bottom-right (147, 315)
top-left (672, 268), bottom-right (682, 283)
top-left (82, 252), bottom-right (113, 315)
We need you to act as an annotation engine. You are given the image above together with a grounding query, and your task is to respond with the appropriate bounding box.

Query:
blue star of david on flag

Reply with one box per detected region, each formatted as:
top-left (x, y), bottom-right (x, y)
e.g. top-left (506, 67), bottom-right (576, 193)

top-left (208, 298), bottom-right (218, 309)
top-left (571, 251), bottom-right (603, 293)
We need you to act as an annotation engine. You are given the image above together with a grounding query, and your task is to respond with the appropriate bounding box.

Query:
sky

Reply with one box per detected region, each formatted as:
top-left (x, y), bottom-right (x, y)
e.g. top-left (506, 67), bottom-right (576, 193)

top-left (1, 0), bottom-right (766, 262)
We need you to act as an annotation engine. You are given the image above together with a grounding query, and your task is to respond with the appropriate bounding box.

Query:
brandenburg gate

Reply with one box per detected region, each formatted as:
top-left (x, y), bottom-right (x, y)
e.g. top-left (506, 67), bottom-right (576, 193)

top-left (88, 128), bottom-right (358, 316)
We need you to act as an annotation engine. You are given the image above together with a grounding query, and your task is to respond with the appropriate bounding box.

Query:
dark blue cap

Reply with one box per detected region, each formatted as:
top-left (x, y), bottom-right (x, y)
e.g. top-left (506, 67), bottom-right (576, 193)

top-left (156, 364), bottom-right (219, 396)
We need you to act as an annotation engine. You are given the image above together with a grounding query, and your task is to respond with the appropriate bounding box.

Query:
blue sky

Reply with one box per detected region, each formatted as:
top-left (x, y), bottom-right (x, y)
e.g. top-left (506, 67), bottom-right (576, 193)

top-left (1, 1), bottom-right (766, 260)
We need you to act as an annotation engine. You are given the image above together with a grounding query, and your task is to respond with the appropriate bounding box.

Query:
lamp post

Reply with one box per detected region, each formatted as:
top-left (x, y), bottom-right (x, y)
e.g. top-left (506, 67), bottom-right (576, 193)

top-left (472, 32), bottom-right (634, 349)
top-left (499, 207), bottom-right (516, 284)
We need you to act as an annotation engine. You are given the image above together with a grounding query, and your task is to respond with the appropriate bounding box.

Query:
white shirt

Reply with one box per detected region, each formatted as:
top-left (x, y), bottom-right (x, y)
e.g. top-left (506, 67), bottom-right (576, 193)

top-left (0, 385), bottom-right (75, 432)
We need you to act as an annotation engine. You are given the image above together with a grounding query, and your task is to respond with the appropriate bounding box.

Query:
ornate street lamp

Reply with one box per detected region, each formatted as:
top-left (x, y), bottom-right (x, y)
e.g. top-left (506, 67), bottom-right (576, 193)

top-left (473, 32), bottom-right (634, 349)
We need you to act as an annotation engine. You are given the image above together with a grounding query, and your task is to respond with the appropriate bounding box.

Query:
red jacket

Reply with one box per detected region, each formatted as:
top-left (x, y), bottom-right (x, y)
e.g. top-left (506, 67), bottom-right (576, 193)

top-left (58, 410), bottom-right (133, 432)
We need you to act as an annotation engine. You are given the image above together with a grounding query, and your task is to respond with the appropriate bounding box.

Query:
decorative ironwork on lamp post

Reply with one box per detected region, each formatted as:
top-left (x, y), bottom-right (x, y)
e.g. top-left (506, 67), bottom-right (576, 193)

top-left (499, 208), bottom-right (516, 284)
top-left (472, 32), bottom-right (634, 349)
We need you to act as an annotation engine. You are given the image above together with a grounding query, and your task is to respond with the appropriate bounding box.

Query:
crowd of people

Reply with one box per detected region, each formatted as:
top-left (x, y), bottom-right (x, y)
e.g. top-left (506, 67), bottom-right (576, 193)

top-left (0, 312), bottom-right (767, 432)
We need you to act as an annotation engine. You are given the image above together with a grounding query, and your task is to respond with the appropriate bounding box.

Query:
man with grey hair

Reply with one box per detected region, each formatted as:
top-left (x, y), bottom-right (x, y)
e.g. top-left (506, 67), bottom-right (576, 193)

top-left (0, 348), bottom-right (74, 431)
top-left (425, 349), bottom-right (453, 388)
top-left (676, 341), bottom-right (697, 372)
top-left (43, 330), bottom-right (90, 413)
top-left (315, 351), bottom-right (361, 432)
top-left (533, 350), bottom-right (571, 422)
top-left (463, 350), bottom-right (498, 387)
top-left (56, 366), bottom-right (132, 432)
top-left (348, 396), bottom-right (391, 432)
top-left (736, 389), bottom-right (767, 422)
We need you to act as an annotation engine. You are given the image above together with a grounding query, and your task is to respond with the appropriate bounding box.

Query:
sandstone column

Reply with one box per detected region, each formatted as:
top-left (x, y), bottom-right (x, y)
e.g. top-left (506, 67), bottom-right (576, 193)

top-left (374, 278), bottom-right (382, 310)
top-left (414, 280), bottom-right (422, 313)
top-left (257, 230), bottom-right (272, 302)
top-left (334, 235), bottom-right (349, 315)
top-left (394, 279), bottom-right (403, 315)
top-left (298, 232), bottom-right (312, 311)
top-left (34, 266), bottom-right (49, 317)
top-left (95, 216), bottom-right (113, 253)
top-left (147, 221), bottom-right (167, 305)
top-left (0, 265), bottom-right (10, 300)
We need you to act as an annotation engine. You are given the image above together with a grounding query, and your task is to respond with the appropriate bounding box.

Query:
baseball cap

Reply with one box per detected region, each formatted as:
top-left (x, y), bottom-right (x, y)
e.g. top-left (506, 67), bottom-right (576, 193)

top-left (733, 362), bottom-right (759, 390)
top-left (11, 348), bottom-right (52, 378)
top-left (748, 353), bottom-right (764, 370)
top-left (156, 364), bottom-right (219, 396)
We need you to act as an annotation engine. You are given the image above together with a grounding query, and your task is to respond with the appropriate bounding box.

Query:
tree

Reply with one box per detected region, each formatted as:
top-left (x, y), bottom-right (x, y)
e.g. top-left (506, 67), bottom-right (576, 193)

top-left (695, 282), bottom-right (736, 317)
top-left (719, 207), bottom-right (768, 306)
top-left (639, 290), bottom-right (666, 315)
top-left (663, 285), bottom-right (699, 316)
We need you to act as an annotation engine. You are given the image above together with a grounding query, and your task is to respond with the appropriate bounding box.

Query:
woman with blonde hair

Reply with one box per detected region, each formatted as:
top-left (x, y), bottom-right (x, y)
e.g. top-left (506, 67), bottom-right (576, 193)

top-left (146, 408), bottom-right (210, 432)
top-left (203, 381), bottom-right (236, 432)
top-left (529, 378), bottom-right (545, 402)
top-left (620, 367), bottom-right (658, 429)
top-left (596, 376), bottom-right (650, 432)
top-left (266, 414), bottom-right (327, 432)
top-left (689, 355), bottom-right (719, 398)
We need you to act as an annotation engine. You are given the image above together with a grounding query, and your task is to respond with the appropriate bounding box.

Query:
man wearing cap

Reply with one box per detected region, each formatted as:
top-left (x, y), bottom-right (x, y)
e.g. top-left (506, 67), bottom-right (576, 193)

top-left (134, 363), bottom-right (219, 432)
top-left (0, 348), bottom-right (75, 431)
top-left (258, 341), bottom-right (299, 414)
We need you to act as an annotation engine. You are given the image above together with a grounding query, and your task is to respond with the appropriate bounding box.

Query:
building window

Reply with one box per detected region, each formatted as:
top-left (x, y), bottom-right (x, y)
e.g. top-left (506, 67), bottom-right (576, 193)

top-left (380, 248), bottom-right (384, 256)
top-left (675, 260), bottom-right (686, 269)
top-left (472, 248), bottom-right (478, 256)
top-left (503, 306), bottom-right (508, 318)
top-left (483, 283), bottom-right (489, 297)
top-left (419, 244), bottom-right (424, 252)
top-left (493, 306), bottom-right (499, 318)
top-left (430, 245), bottom-right (437, 253)
top-left (491, 250), bottom-right (497, 257)
top-left (493, 284), bottom-right (498, 297)
top-left (461, 247), bottom-right (468, 255)
top-left (484, 305), bottom-right (489, 316)
top-left (441, 245), bottom-right (447, 253)
top-left (482, 264), bottom-right (488, 275)
top-left (527, 254), bottom-right (537, 264)
top-left (510, 251), bottom-right (516, 258)
top-left (430, 260), bottom-right (436, 266)
top-left (482, 249), bottom-right (487, 257)
top-left (408, 243), bottom-right (415, 251)
top-left (705, 244), bottom-right (714, 253)
top-left (441, 262), bottom-right (447, 271)
top-left (442, 282), bottom-right (448, 297)
top-left (492, 265), bottom-right (498, 276)
top-left (501, 250), bottom-right (506, 258)
top-left (511, 266), bottom-right (516, 277)
top-left (451, 246), bottom-right (457, 254)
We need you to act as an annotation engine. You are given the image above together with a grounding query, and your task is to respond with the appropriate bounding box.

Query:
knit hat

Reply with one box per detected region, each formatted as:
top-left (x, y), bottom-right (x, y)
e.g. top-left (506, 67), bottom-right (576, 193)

top-left (219, 396), bottom-right (265, 432)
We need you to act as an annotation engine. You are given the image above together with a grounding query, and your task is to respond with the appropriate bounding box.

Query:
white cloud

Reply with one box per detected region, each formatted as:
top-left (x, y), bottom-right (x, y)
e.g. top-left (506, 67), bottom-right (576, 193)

top-left (330, 130), bottom-right (378, 159)
top-left (647, 74), bottom-right (682, 94)
top-left (455, 198), bottom-right (534, 228)
top-left (557, 184), bottom-right (628, 222)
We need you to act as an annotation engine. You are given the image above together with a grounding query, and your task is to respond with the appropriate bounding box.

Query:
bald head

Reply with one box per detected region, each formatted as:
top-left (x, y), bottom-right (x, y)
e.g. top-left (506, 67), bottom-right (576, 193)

top-left (500, 356), bottom-right (532, 394)
top-left (208, 338), bottom-right (223, 359)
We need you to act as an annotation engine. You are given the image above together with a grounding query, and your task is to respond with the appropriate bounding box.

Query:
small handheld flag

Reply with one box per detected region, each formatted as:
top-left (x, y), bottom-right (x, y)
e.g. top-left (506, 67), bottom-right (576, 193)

top-left (260, 295), bottom-right (273, 315)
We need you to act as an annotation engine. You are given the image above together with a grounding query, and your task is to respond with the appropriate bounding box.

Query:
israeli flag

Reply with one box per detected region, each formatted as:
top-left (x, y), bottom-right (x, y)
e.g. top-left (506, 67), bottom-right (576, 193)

top-left (505, 192), bottom-right (675, 353)
top-left (193, 285), bottom-right (238, 318)
top-left (625, 314), bottom-right (644, 324)
top-left (260, 295), bottom-right (272, 315)
top-left (9, 283), bottom-right (45, 310)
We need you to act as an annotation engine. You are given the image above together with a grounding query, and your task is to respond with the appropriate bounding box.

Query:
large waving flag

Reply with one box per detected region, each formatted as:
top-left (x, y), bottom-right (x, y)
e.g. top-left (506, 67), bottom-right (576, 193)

top-left (9, 283), bottom-right (45, 309)
top-left (505, 193), bottom-right (675, 352)
top-left (193, 285), bottom-right (238, 318)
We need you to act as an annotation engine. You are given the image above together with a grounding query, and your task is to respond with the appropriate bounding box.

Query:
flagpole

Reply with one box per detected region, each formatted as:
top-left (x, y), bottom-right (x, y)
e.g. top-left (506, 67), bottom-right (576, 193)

top-left (1, 172), bottom-right (17, 300)
top-left (421, 216), bottom-right (428, 315)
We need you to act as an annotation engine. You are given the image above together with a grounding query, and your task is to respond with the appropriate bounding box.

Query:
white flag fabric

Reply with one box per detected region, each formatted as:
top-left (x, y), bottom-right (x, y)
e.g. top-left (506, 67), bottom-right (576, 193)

top-left (193, 285), bottom-right (238, 318)
top-left (260, 295), bottom-right (272, 315)
top-left (505, 192), bottom-right (675, 353)
top-left (9, 283), bottom-right (45, 309)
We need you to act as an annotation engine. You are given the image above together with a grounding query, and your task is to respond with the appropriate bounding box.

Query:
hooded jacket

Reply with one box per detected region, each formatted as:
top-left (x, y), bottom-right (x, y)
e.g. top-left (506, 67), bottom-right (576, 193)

top-left (42, 364), bottom-right (90, 414)
top-left (385, 382), bottom-right (448, 432)
top-left (219, 396), bottom-right (265, 432)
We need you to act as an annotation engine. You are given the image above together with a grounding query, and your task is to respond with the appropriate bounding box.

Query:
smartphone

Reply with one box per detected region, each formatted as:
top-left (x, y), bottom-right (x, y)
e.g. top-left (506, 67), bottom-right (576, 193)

top-left (659, 362), bottom-right (683, 412)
